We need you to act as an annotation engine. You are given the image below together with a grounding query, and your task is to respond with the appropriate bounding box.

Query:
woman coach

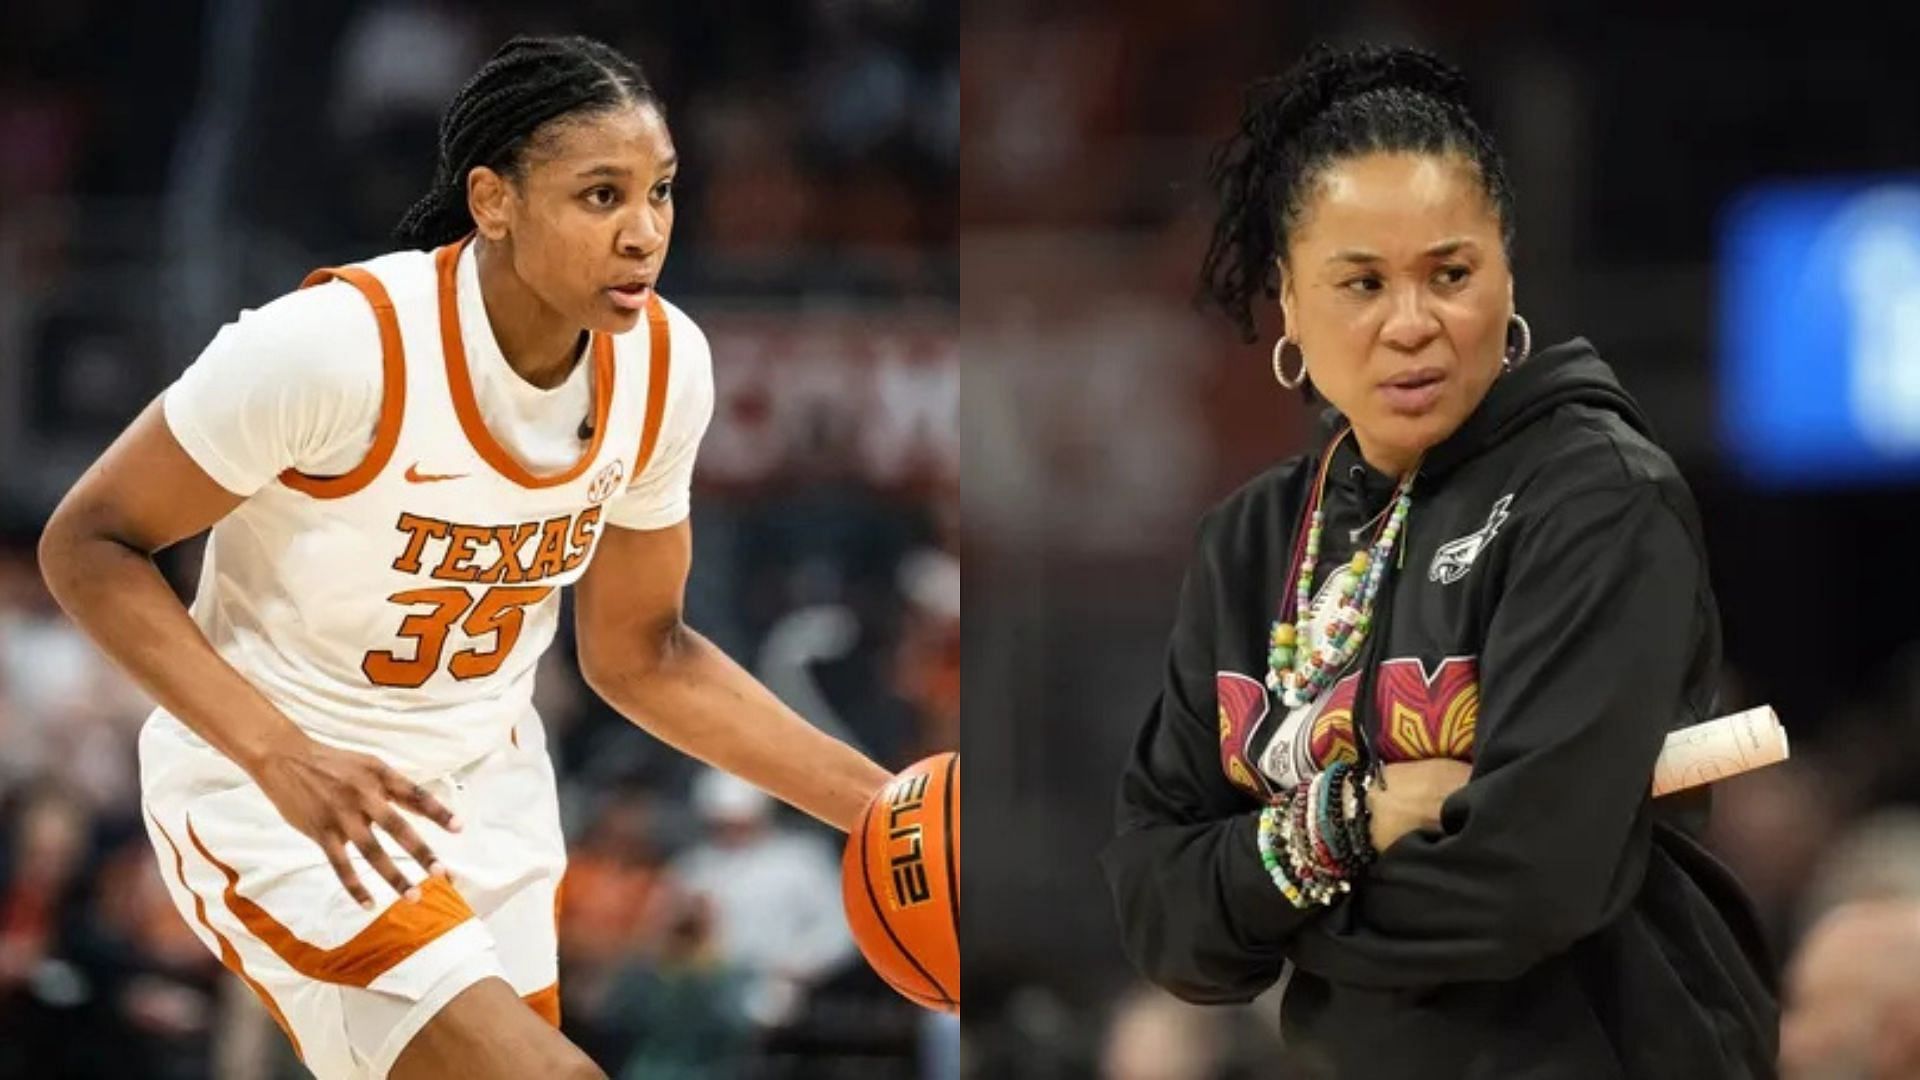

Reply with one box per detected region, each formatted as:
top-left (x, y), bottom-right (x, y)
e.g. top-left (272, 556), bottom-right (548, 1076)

top-left (1100, 43), bottom-right (1778, 1078)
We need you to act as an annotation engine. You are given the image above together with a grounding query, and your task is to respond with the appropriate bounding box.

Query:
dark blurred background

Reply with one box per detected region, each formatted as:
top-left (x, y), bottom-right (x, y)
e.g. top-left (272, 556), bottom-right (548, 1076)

top-left (961, 2), bottom-right (1920, 1077)
top-left (0, 1), bottom-right (956, 1077)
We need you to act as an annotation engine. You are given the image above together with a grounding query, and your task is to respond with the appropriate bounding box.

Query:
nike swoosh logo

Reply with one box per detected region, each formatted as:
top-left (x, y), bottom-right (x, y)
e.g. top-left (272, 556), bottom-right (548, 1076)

top-left (404, 464), bottom-right (468, 484)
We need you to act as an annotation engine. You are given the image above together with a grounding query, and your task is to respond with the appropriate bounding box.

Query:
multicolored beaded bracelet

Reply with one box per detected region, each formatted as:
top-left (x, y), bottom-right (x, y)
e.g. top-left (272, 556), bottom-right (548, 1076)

top-left (1288, 785), bottom-right (1343, 906)
top-left (1256, 802), bottom-right (1307, 908)
top-left (1279, 804), bottom-right (1323, 907)
top-left (1332, 764), bottom-right (1377, 878)
top-left (1279, 793), bottom-right (1319, 905)
top-left (1343, 768), bottom-right (1377, 871)
top-left (1302, 771), bottom-right (1333, 869)
top-left (1306, 774), bottom-right (1345, 886)
top-left (1289, 779), bottom-right (1320, 882)
top-left (1315, 767), bottom-right (1353, 895)
top-left (1316, 762), bottom-right (1349, 865)
top-left (1256, 763), bottom-right (1383, 909)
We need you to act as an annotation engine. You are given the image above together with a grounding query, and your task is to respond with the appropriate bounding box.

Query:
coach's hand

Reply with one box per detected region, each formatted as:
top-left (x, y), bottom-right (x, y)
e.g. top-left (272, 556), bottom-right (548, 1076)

top-left (248, 732), bottom-right (462, 909)
top-left (1367, 758), bottom-right (1473, 854)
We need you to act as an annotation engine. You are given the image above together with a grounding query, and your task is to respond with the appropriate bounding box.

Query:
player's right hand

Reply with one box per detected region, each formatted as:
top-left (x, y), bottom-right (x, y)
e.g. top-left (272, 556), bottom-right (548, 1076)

top-left (1367, 758), bottom-right (1474, 854)
top-left (248, 733), bottom-right (463, 909)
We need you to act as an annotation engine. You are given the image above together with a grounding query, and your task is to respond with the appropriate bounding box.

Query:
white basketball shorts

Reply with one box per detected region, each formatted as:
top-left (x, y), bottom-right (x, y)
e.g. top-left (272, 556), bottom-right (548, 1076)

top-left (138, 711), bottom-right (568, 1079)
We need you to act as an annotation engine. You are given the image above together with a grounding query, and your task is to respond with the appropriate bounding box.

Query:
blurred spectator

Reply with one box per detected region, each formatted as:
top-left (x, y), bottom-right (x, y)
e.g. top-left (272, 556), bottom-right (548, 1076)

top-left (893, 546), bottom-right (961, 760)
top-left (1780, 900), bottom-right (1920, 1079)
top-left (1797, 809), bottom-right (1920, 933)
top-left (1094, 984), bottom-right (1316, 1080)
top-left (599, 892), bottom-right (751, 1080)
top-left (0, 786), bottom-right (187, 1077)
top-left (82, 835), bottom-right (233, 1080)
top-left (324, 0), bottom-right (487, 246)
top-left (1099, 987), bottom-right (1226, 1080)
top-left (673, 770), bottom-right (855, 1029)
top-left (558, 790), bottom-right (680, 1027)
top-left (0, 787), bottom-right (90, 998)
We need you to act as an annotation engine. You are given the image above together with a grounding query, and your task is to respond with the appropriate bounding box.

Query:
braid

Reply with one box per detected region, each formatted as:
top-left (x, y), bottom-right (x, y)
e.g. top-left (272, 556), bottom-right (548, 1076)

top-left (1197, 43), bottom-right (1515, 343)
top-left (395, 35), bottom-right (662, 249)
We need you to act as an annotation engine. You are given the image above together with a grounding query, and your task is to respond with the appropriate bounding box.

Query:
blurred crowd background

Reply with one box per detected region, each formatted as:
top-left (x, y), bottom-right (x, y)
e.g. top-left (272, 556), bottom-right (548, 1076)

top-left (961, 1), bottom-right (1920, 1078)
top-left (0, 1), bottom-right (956, 1078)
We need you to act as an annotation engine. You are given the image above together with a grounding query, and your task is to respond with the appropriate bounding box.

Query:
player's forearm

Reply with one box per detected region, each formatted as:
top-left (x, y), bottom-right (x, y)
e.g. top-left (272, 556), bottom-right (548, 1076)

top-left (38, 524), bottom-right (306, 775)
top-left (584, 623), bottom-right (890, 832)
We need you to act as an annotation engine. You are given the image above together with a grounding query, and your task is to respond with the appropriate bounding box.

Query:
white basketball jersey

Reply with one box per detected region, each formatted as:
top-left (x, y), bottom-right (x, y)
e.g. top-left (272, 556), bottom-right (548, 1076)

top-left (173, 239), bottom-right (672, 779)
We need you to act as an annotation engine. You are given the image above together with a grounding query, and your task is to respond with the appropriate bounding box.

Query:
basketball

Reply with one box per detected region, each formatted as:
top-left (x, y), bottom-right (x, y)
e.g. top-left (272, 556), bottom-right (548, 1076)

top-left (842, 752), bottom-right (960, 1013)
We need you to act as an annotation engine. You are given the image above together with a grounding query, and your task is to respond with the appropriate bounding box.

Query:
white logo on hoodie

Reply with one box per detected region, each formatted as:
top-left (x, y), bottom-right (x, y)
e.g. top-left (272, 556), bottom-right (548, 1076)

top-left (1429, 494), bottom-right (1514, 585)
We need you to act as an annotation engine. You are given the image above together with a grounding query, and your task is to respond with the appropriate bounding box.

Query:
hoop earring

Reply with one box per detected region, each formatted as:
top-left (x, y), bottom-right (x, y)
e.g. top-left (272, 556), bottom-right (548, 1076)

top-left (1272, 335), bottom-right (1307, 390)
top-left (1504, 313), bottom-right (1532, 371)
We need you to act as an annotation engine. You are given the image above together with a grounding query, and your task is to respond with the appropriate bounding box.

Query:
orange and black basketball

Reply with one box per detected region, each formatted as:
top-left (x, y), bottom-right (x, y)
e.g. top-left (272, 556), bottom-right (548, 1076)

top-left (842, 751), bottom-right (959, 1013)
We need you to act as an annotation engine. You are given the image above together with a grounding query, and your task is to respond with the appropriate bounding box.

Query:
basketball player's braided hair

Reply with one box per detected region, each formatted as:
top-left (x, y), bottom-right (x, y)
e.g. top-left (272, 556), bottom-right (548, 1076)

top-left (394, 35), bottom-right (661, 249)
top-left (1198, 43), bottom-right (1515, 343)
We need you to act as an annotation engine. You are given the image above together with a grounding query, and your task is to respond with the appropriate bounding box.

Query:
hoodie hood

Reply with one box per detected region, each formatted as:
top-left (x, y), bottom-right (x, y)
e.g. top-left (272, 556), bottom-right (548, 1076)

top-left (1317, 337), bottom-right (1652, 483)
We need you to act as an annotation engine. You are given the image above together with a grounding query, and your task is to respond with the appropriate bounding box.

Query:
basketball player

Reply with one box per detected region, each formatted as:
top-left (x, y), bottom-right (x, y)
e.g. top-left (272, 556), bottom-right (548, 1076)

top-left (37, 35), bottom-right (891, 1080)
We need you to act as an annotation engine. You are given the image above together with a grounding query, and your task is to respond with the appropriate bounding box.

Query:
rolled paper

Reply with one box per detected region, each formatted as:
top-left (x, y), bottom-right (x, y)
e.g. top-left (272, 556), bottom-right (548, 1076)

top-left (1652, 705), bottom-right (1790, 797)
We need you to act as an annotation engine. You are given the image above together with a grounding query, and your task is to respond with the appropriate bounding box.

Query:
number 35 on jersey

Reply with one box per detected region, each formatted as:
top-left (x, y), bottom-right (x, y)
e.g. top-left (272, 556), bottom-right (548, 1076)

top-left (363, 506), bottom-right (603, 688)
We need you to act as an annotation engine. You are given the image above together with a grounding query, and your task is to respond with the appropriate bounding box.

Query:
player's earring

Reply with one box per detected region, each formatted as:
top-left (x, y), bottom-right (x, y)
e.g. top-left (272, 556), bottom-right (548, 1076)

top-left (1272, 335), bottom-right (1308, 390)
top-left (1503, 313), bottom-right (1531, 372)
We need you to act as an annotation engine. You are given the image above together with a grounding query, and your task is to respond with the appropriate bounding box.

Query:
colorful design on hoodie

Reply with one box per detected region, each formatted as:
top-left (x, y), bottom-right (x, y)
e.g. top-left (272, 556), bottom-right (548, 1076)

top-left (1220, 657), bottom-right (1480, 797)
top-left (1215, 672), bottom-right (1275, 799)
top-left (1306, 656), bottom-right (1480, 770)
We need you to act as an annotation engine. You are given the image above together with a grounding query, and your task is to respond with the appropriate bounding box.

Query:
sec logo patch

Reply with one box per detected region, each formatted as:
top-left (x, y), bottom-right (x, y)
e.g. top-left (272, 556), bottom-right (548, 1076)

top-left (587, 459), bottom-right (625, 504)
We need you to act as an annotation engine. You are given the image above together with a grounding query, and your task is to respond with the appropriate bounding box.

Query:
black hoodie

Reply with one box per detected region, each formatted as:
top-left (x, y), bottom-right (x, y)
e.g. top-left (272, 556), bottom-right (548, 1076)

top-left (1100, 340), bottom-right (1780, 1078)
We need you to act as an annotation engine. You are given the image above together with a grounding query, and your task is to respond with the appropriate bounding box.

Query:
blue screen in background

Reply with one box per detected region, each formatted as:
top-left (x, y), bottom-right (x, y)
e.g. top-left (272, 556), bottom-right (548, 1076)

top-left (1718, 178), bottom-right (1920, 488)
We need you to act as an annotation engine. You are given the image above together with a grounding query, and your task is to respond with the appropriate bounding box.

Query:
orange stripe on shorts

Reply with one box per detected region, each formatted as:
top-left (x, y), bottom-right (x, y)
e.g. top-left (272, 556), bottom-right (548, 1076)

top-left (522, 982), bottom-right (561, 1028)
top-left (186, 815), bottom-right (475, 988)
top-left (149, 811), bottom-right (304, 1061)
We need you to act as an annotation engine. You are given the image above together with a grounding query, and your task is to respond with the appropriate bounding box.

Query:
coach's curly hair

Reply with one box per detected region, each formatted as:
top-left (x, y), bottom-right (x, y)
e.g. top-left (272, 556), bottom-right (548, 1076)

top-left (1198, 43), bottom-right (1515, 343)
top-left (395, 35), bottom-right (662, 250)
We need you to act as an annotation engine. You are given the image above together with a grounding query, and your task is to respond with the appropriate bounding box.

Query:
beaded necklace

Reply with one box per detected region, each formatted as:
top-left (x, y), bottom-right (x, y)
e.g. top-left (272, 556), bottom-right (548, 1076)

top-left (1266, 429), bottom-right (1419, 710)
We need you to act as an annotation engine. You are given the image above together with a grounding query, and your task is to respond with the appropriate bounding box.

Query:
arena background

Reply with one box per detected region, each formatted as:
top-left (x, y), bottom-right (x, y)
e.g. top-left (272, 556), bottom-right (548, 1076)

top-left (960, 2), bottom-right (1920, 1077)
top-left (0, 1), bottom-right (956, 1077)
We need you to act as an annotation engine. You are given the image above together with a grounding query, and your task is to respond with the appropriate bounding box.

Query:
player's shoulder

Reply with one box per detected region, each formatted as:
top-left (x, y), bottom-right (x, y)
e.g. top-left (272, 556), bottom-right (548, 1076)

top-left (244, 247), bottom-right (436, 333)
top-left (333, 246), bottom-right (442, 310)
top-left (612, 293), bottom-right (712, 393)
top-left (203, 248), bottom-right (437, 396)
top-left (652, 294), bottom-right (713, 367)
top-left (239, 277), bottom-right (373, 341)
